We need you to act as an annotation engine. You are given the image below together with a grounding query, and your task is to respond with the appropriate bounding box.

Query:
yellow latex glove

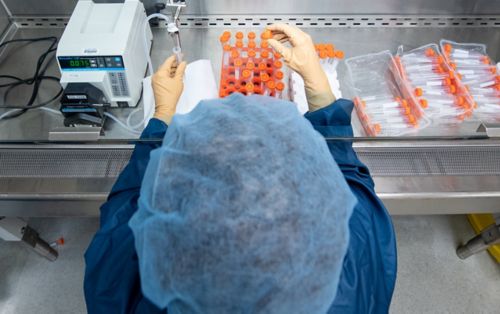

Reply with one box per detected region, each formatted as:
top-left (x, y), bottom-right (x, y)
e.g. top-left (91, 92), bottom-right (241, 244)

top-left (152, 55), bottom-right (187, 124)
top-left (266, 24), bottom-right (335, 111)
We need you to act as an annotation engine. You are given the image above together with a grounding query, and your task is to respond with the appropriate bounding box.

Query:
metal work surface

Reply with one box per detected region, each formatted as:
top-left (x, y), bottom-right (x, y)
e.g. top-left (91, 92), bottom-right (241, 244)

top-left (0, 15), bottom-right (500, 215)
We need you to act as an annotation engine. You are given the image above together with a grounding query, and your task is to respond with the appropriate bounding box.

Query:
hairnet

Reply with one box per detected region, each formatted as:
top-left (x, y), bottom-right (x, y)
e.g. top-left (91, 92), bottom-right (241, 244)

top-left (129, 93), bottom-right (356, 314)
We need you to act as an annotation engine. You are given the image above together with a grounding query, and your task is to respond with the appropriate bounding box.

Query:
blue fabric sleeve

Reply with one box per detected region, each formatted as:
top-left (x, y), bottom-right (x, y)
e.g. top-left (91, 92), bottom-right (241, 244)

top-left (305, 99), bottom-right (397, 314)
top-left (84, 118), bottom-right (167, 314)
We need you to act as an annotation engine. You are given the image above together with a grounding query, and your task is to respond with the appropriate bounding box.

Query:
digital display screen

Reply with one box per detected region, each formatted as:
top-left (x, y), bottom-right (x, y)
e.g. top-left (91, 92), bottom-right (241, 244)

top-left (58, 56), bottom-right (124, 70)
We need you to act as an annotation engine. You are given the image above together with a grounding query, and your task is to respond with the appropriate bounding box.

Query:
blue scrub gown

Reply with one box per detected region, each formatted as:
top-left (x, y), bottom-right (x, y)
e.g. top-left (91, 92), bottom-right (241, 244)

top-left (84, 99), bottom-right (397, 314)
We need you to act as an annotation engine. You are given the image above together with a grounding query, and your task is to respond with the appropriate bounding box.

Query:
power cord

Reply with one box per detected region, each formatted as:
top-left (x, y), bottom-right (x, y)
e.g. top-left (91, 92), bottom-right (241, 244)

top-left (0, 37), bottom-right (63, 120)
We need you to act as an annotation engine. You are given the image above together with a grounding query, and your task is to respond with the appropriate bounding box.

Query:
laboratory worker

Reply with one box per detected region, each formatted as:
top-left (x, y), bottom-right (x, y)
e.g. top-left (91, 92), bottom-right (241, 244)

top-left (84, 24), bottom-right (396, 314)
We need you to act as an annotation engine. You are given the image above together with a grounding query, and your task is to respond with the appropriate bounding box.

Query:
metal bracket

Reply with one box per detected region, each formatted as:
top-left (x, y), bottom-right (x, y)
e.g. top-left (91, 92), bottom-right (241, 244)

top-left (477, 123), bottom-right (500, 138)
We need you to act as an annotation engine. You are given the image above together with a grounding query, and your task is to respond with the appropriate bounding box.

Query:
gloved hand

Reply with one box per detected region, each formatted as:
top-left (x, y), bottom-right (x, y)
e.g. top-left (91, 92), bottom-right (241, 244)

top-left (152, 55), bottom-right (187, 124)
top-left (266, 24), bottom-right (335, 111)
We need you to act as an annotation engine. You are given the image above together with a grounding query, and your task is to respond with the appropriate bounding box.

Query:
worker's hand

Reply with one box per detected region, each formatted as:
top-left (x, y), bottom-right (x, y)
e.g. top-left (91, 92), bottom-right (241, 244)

top-left (266, 24), bottom-right (335, 111)
top-left (152, 55), bottom-right (187, 124)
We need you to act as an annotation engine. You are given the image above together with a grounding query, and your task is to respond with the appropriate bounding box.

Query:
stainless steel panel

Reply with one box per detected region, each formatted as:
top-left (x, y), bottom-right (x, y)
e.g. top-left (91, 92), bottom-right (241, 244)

top-left (4, 0), bottom-right (500, 16)
top-left (1, 142), bottom-right (500, 216)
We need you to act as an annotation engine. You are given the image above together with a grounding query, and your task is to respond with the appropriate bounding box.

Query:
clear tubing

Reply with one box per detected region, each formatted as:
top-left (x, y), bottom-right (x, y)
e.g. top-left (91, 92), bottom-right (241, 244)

top-left (104, 112), bottom-right (142, 135)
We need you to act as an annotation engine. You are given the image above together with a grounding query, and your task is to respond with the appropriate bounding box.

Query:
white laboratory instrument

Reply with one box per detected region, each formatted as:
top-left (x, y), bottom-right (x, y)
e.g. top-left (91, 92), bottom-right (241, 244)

top-left (56, 0), bottom-right (152, 125)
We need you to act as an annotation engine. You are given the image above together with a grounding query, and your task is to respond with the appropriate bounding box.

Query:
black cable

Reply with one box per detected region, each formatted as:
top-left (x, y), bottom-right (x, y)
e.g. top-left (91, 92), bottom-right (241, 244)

top-left (0, 37), bottom-right (62, 119)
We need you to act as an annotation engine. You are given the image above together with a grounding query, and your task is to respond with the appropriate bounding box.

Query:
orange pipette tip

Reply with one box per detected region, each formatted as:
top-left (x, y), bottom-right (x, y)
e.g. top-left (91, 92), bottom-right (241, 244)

top-left (261, 30), bottom-right (272, 40)
top-left (444, 77), bottom-right (452, 86)
top-left (234, 58), bottom-right (243, 67)
top-left (236, 40), bottom-right (244, 48)
top-left (448, 70), bottom-right (455, 79)
top-left (317, 44), bottom-right (325, 51)
top-left (374, 124), bottom-right (382, 134)
top-left (248, 40), bottom-right (256, 49)
top-left (260, 73), bottom-right (270, 82)
top-left (425, 48), bottom-right (435, 57)
top-left (248, 32), bottom-right (256, 40)
top-left (335, 50), bottom-right (345, 59)
top-left (260, 41), bottom-right (269, 49)
top-left (327, 50), bottom-right (335, 58)
top-left (456, 96), bottom-right (465, 106)
top-left (326, 44), bottom-right (335, 52)
top-left (261, 50), bottom-right (270, 58)
top-left (419, 98), bottom-right (428, 108)
top-left (267, 80), bottom-right (276, 89)
top-left (401, 99), bottom-right (409, 108)
top-left (248, 50), bottom-right (256, 58)
top-left (231, 49), bottom-right (239, 58)
top-left (481, 56), bottom-right (490, 65)
top-left (444, 43), bottom-right (452, 53)
top-left (275, 71), bottom-right (284, 80)
top-left (273, 60), bottom-right (283, 69)
top-left (242, 69), bottom-right (251, 78)
top-left (223, 44), bottom-right (231, 51)
top-left (437, 55), bottom-right (444, 64)
top-left (414, 87), bottom-right (423, 97)
top-left (449, 85), bottom-right (456, 94)
top-left (236, 32), bottom-right (244, 40)
top-left (456, 73), bottom-right (462, 80)
top-left (258, 62), bottom-right (267, 71)
top-left (450, 62), bottom-right (457, 69)
top-left (276, 82), bottom-right (285, 91)
top-left (246, 61), bottom-right (255, 70)
top-left (319, 51), bottom-right (328, 59)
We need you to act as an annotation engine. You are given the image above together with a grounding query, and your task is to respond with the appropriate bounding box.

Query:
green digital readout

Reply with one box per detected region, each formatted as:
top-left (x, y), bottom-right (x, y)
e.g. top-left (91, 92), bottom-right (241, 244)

top-left (69, 59), bottom-right (91, 67)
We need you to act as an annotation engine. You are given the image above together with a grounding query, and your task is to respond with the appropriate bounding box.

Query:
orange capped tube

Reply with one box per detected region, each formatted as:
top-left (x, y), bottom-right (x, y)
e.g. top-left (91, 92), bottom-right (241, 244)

top-left (260, 50), bottom-right (270, 59)
top-left (275, 81), bottom-right (285, 98)
top-left (248, 40), bottom-right (256, 49)
top-left (261, 30), bottom-right (272, 40)
top-left (222, 44), bottom-right (231, 66)
top-left (275, 70), bottom-right (284, 80)
top-left (260, 41), bottom-right (269, 49)
top-left (273, 60), bottom-right (283, 69)
top-left (258, 62), bottom-right (267, 71)
top-left (248, 32), bottom-right (256, 40)
top-left (242, 69), bottom-right (252, 80)
top-left (246, 61), bottom-right (255, 71)
top-left (260, 72), bottom-right (270, 82)
top-left (236, 40), bottom-right (244, 49)
top-left (264, 80), bottom-right (276, 96)
top-left (245, 82), bottom-right (255, 95)
top-left (235, 32), bottom-right (244, 40)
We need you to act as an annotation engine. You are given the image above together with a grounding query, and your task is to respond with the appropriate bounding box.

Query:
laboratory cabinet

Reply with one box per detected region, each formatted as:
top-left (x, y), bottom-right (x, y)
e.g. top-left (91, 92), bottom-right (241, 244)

top-left (0, 0), bottom-right (499, 216)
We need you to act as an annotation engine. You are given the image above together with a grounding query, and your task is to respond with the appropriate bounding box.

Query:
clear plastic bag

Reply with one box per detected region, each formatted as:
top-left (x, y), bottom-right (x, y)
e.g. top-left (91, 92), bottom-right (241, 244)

top-left (396, 43), bottom-right (476, 125)
top-left (440, 39), bottom-right (500, 123)
top-left (345, 50), bottom-right (429, 136)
